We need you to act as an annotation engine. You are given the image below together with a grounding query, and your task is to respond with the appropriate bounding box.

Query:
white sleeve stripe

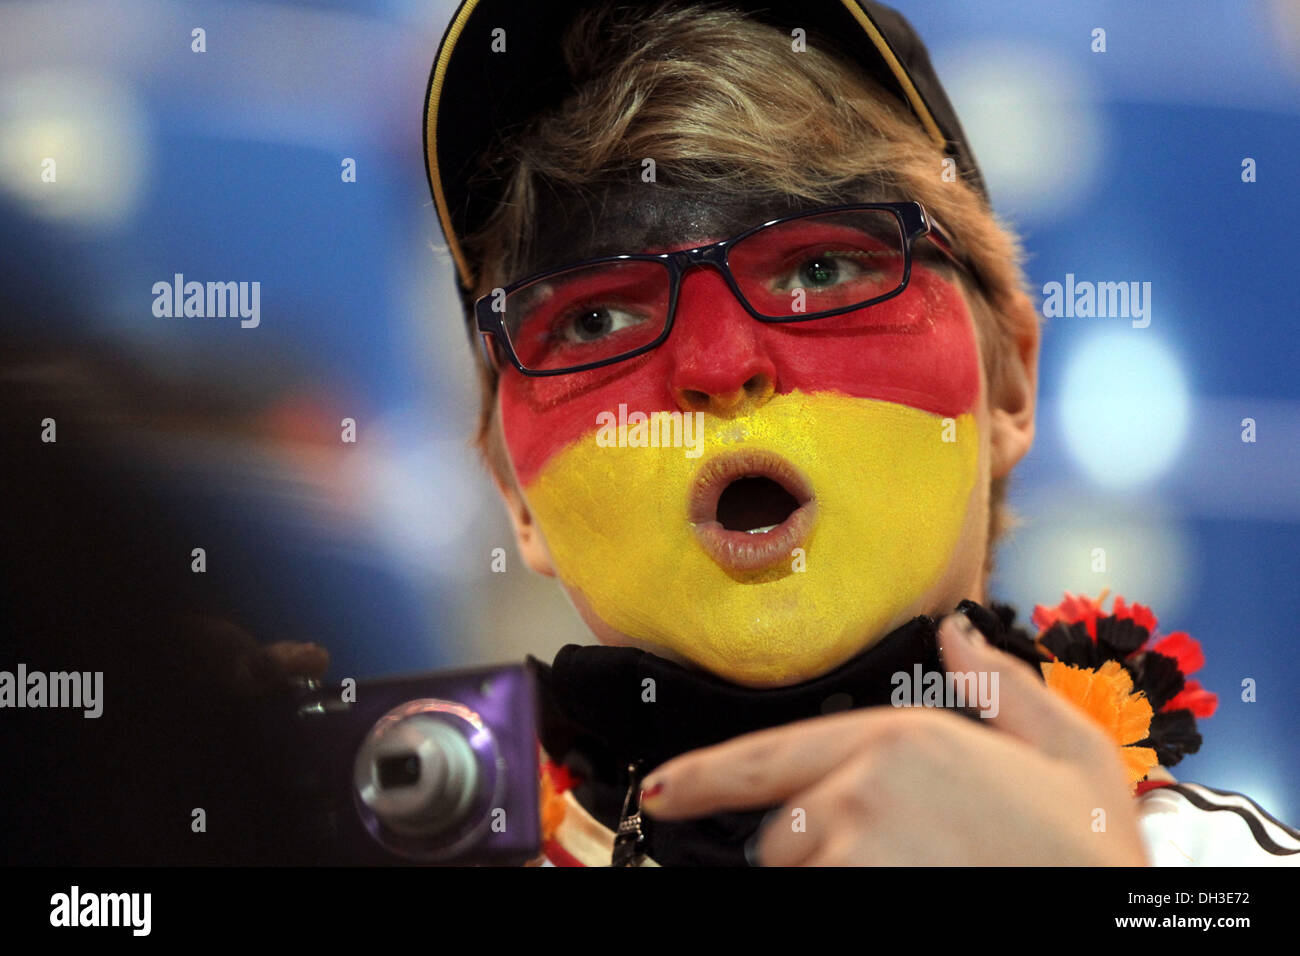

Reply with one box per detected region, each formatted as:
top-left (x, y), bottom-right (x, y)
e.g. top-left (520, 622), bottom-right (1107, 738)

top-left (1162, 784), bottom-right (1300, 856)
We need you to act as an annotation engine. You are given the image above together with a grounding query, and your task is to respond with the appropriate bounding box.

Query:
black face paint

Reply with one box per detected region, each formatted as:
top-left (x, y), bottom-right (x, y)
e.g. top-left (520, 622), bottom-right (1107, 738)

top-left (514, 177), bottom-right (889, 285)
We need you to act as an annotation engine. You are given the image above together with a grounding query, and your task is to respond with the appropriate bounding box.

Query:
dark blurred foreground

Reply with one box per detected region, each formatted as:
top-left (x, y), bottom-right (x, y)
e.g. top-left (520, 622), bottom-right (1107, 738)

top-left (0, 332), bottom-right (322, 864)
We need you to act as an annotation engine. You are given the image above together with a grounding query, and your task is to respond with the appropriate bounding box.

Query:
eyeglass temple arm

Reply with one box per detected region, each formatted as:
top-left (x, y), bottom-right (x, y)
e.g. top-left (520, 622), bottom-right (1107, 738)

top-left (479, 331), bottom-right (502, 373)
top-left (471, 300), bottom-right (505, 373)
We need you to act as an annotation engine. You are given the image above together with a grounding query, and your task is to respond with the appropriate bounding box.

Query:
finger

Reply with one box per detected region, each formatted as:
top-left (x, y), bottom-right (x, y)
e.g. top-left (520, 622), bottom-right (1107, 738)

top-left (263, 640), bottom-right (330, 680)
top-left (639, 705), bottom-right (954, 820)
top-left (799, 833), bottom-right (870, 867)
top-left (750, 754), bottom-right (878, 867)
top-left (937, 612), bottom-right (1107, 764)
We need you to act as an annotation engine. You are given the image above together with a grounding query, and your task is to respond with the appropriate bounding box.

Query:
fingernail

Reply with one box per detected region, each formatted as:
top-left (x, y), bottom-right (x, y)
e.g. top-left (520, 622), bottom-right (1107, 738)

top-left (639, 779), bottom-right (665, 804)
top-left (952, 613), bottom-right (986, 645)
top-left (743, 809), bottom-right (777, 866)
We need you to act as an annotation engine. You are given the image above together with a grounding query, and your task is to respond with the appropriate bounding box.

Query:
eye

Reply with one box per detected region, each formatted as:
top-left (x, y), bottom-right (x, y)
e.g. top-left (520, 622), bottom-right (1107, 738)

top-left (769, 249), bottom-right (885, 294)
top-left (557, 305), bottom-right (647, 344)
top-left (798, 256), bottom-right (852, 288)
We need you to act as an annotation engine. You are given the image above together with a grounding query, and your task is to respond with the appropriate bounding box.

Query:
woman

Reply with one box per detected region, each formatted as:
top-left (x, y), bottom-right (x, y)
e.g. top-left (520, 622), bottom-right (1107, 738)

top-left (423, 0), bottom-right (1299, 866)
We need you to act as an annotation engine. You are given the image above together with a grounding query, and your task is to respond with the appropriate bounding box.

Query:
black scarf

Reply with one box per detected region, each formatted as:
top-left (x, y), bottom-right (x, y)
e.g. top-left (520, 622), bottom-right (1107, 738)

top-left (527, 599), bottom-right (1043, 866)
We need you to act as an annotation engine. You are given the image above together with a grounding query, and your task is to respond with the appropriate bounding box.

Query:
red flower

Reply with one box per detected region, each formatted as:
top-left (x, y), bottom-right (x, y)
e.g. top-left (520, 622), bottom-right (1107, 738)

top-left (1032, 590), bottom-right (1159, 642)
top-left (543, 759), bottom-right (580, 794)
top-left (1151, 631), bottom-right (1205, 675)
top-left (1031, 590), bottom-right (1112, 639)
top-left (1148, 630), bottom-right (1217, 716)
top-left (1164, 680), bottom-right (1218, 718)
top-left (1111, 594), bottom-right (1158, 634)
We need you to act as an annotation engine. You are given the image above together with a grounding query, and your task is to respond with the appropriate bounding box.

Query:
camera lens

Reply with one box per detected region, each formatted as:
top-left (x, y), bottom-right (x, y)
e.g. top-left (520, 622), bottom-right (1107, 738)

top-left (354, 714), bottom-right (481, 839)
top-left (349, 697), bottom-right (507, 860)
top-left (376, 753), bottom-right (421, 790)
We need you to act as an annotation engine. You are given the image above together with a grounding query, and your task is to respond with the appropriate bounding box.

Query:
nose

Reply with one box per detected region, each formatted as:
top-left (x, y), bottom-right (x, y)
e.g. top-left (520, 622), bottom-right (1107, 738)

top-left (667, 266), bottom-right (777, 417)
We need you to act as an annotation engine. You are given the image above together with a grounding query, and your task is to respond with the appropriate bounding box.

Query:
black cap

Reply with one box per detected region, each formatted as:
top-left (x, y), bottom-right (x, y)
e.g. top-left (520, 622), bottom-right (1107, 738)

top-left (424, 0), bottom-right (987, 315)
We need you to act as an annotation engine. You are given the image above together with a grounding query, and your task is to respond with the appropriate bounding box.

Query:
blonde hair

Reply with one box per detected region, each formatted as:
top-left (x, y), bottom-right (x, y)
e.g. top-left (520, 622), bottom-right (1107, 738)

top-left (458, 0), bottom-right (1040, 574)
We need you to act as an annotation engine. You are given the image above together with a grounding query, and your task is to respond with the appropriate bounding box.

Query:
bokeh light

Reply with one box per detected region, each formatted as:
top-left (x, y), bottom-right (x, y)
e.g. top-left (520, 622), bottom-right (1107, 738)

top-left (0, 70), bottom-right (149, 230)
top-left (942, 40), bottom-right (1105, 221)
top-left (1058, 331), bottom-right (1192, 489)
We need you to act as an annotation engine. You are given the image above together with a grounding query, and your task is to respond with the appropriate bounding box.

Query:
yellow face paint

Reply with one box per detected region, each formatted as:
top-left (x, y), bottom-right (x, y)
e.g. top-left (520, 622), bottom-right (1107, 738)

top-left (522, 390), bottom-right (979, 686)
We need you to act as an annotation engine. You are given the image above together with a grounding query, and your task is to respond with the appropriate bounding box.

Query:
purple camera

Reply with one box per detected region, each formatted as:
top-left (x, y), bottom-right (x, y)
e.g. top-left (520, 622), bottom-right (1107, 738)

top-left (289, 663), bottom-right (540, 865)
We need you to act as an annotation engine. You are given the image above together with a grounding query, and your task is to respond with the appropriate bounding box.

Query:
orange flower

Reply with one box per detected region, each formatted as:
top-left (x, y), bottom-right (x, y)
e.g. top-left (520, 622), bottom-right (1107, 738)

top-left (1041, 659), bottom-right (1158, 789)
top-left (539, 763), bottom-right (568, 844)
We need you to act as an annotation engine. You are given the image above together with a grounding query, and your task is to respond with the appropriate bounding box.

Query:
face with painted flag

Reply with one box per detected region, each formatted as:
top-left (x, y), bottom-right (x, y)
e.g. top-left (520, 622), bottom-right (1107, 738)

top-left (495, 184), bottom-right (1020, 688)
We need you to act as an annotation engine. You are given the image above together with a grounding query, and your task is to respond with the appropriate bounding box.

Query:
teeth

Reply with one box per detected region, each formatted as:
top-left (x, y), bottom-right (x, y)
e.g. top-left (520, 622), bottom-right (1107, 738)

top-left (745, 524), bottom-right (778, 534)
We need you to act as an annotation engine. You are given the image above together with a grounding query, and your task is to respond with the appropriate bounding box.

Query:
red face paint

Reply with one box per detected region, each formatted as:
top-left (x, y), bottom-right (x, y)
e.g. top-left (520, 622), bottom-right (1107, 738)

top-left (498, 254), bottom-right (980, 486)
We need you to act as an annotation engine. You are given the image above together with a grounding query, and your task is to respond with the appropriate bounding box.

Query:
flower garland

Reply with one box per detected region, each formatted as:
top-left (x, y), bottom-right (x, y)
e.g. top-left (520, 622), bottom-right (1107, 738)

top-left (539, 751), bottom-right (577, 845)
top-left (1032, 590), bottom-right (1217, 788)
top-left (535, 590), bottom-right (1219, 845)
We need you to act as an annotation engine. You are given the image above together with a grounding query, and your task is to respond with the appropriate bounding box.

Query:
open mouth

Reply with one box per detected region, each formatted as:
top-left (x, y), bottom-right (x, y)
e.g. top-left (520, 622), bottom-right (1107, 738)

top-left (689, 450), bottom-right (817, 573)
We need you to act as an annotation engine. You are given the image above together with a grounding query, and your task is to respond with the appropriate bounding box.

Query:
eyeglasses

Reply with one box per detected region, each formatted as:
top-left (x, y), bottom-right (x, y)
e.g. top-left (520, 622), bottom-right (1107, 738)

top-left (474, 200), bottom-right (976, 376)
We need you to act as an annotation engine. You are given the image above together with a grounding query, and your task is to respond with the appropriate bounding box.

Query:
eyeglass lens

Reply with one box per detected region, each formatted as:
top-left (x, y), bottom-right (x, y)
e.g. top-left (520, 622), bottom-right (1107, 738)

top-left (500, 208), bottom-right (906, 372)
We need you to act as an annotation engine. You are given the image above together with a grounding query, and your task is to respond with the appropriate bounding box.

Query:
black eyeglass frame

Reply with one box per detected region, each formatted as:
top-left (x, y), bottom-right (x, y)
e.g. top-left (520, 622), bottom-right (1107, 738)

top-left (473, 200), bottom-right (978, 377)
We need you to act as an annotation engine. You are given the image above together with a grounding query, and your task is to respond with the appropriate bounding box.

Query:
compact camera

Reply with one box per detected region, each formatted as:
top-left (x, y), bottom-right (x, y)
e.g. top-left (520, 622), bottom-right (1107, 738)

top-left (280, 663), bottom-right (541, 866)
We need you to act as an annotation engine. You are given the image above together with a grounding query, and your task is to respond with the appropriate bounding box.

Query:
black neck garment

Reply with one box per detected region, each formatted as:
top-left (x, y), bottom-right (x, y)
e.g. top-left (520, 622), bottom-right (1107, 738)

top-left (527, 599), bottom-right (1042, 866)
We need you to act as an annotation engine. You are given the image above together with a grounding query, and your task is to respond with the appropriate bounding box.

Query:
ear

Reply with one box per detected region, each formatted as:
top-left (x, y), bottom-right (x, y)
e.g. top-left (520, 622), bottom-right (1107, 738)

top-left (492, 470), bottom-right (557, 578)
top-left (988, 322), bottom-right (1039, 480)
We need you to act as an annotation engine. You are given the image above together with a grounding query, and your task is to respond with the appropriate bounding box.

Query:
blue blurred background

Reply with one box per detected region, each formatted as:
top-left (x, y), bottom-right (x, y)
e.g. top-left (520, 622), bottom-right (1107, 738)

top-left (1, 0), bottom-right (1295, 820)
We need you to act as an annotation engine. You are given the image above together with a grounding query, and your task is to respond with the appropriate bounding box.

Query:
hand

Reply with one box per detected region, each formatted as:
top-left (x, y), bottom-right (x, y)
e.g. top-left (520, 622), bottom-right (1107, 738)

top-left (185, 616), bottom-right (330, 697)
top-left (638, 614), bottom-right (1150, 865)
